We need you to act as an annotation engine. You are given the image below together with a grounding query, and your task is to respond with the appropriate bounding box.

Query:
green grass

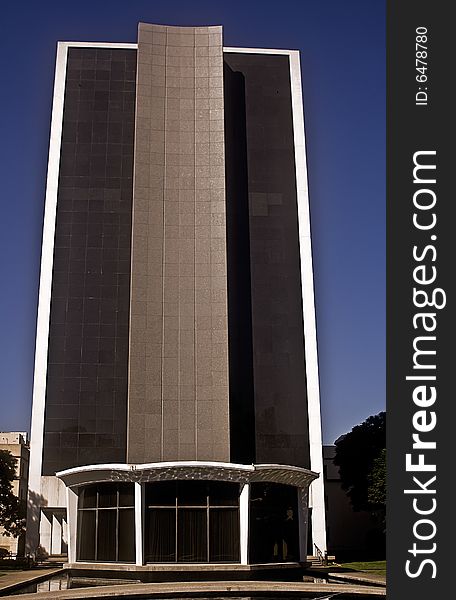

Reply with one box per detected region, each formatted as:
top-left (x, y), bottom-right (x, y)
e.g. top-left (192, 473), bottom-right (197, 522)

top-left (338, 561), bottom-right (386, 577)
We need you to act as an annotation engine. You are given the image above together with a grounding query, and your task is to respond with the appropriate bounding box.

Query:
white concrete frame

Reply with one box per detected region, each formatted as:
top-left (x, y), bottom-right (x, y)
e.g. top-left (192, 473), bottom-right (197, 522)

top-left (223, 46), bottom-right (327, 553)
top-left (26, 40), bottom-right (137, 555)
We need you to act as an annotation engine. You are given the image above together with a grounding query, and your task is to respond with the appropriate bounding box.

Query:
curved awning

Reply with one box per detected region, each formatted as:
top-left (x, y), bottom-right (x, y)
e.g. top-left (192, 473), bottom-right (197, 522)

top-left (56, 461), bottom-right (318, 489)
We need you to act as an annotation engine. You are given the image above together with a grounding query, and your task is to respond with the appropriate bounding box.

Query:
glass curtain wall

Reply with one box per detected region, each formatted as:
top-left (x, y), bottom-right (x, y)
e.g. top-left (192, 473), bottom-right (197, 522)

top-left (145, 480), bottom-right (240, 563)
top-left (77, 483), bottom-right (135, 562)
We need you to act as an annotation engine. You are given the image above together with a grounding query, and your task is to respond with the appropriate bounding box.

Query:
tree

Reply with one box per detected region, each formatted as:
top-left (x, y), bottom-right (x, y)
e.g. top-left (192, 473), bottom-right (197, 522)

top-left (0, 450), bottom-right (26, 538)
top-left (334, 412), bottom-right (386, 513)
top-left (368, 448), bottom-right (386, 507)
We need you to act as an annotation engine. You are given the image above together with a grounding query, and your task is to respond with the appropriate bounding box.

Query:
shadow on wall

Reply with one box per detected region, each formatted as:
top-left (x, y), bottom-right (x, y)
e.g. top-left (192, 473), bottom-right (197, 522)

top-left (26, 489), bottom-right (48, 560)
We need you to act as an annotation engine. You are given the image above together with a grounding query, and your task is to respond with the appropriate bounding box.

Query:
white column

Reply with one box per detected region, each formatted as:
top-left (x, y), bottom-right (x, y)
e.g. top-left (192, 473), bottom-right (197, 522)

top-left (310, 481), bottom-right (327, 553)
top-left (62, 516), bottom-right (68, 555)
top-left (288, 50), bottom-right (327, 555)
top-left (26, 42), bottom-right (69, 556)
top-left (39, 511), bottom-right (51, 556)
top-left (66, 487), bottom-right (78, 564)
top-left (297, 487), bottom-right (309, 562)
top-left (135, 482), bottom-right (144, 566)
top-left (239, 483), bottom-right (249, 565)
top-left (51, 514), bottom-right (62, 555)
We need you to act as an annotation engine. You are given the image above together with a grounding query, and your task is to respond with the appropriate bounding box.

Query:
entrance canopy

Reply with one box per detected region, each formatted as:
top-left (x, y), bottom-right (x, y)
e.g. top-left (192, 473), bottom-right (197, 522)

top-left (56, 461), bottom-right (318, 489)
top-left (56, 462), bottom-right (318, 566)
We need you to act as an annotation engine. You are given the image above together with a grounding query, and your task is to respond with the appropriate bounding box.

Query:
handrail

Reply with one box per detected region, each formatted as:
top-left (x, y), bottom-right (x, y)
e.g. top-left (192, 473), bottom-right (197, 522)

top-left (314, 543), bottom-right (324, 565)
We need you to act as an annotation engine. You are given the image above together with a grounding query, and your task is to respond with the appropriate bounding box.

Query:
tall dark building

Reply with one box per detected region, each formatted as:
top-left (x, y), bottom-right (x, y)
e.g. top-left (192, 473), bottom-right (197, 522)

top-left (27, 24), bottom-right (326, 570)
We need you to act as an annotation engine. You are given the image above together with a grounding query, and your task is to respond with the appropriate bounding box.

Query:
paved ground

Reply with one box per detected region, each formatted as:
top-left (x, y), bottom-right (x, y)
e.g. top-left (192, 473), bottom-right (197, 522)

top-left (328, 571), bottom-right (386, 587)
top-left (0, 567), bottom-right (63, 595)
top-left (306, 565), bottom-right (386, 588)
top-left (0, 578), bottom-right (385, 599)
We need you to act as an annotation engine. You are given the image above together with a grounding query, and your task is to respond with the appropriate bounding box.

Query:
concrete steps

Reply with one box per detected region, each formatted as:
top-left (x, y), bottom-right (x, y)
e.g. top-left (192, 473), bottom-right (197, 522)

top-left (307, 554), bottom-right (336, 567)
top-left (307, 555), bottom-right (323, 567)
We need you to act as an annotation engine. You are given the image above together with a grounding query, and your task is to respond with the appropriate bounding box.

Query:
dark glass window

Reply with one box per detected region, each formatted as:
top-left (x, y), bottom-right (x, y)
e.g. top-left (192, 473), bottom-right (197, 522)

top-left (98, 483), bottom-right (118, 508)
top-left (118, 508), bottom-right (135, 562)
top-left (119, 485), bottom-right (135, 507)
top-left (97, 510), bottom-right (116, 561)
top-left (177, 481), bottom-right (207, 506)
top-left (42, 47), bottom-right (136, 474)
top-left (145, 481), bottom-right (176, 507)
top-left (79, 485), bottom-right (97, 508)
top-left (76, 482), bottom-right (135, 563)
top-left (209, 481), bottom-right (239, 506)
top-left (77, 510), bottom-right (96, 561)
top-left (144, 480), bottom-right (240, 563)
top-left (145, 509), bottom-right (176, 562)
top-left (209, 508), bottom-right (240, 562)
top-left (224, 53), bottom-right (311, 468)
top-left (177, 509), bottom-right (207, 562)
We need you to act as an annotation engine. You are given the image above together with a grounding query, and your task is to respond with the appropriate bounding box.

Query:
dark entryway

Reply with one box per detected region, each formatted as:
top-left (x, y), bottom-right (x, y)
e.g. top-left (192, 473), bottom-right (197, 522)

top-left (249, 482), bottom-right (299, 563)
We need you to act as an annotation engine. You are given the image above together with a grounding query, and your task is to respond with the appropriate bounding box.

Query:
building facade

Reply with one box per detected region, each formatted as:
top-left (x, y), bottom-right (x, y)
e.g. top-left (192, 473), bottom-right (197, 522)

top-left (27, 23), bottom-right (326, 568)
top-left (323, 445), bottom-right (380, 560)
top-left (0, 432), bottom-right (29, 557)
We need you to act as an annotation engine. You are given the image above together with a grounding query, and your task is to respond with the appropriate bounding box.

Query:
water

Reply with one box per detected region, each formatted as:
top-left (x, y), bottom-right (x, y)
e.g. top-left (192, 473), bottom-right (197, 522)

top-left (7, 575), bottom-right (69, 595)
top-left (7, 574), bottom-right (381, 599)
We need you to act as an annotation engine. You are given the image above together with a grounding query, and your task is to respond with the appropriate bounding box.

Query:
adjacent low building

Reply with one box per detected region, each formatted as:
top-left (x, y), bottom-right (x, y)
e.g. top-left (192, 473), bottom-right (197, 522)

top-left (323, 445), bottom-right (379, 560)
top-left (0, 432), bottom-right (29, 557)
top-left (26, 22), bottom-right (327, 573)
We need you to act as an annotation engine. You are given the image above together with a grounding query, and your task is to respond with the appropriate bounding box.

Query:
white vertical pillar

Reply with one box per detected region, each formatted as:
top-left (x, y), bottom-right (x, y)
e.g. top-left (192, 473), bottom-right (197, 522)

top-left (135, 482), bottom-right (144, 566)
top-left (239, 483), bottom-right (249, 565)
top-left (39, 511), bottom-right (51, 556)
top-left (66, 487), bottom-right (78, 564)
top-left (297, 487), bottom-right (309, 562)
top-left (62, 515), bottom-right (68, 555)
top-left (26, 41), bottom-right (69, 556)
top-left (51, 514), bottom-right (62, 555)
top-left (288, 49), bottom-right (327, 555)
top-left (309, 481), bottom-right (327, 554)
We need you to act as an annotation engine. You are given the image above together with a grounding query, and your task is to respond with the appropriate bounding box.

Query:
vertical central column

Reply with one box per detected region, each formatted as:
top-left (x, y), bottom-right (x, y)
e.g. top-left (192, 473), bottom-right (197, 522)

top-left (239, 483), bottom-right (250, 564)
top-left (128, 23), bottom-right (230, 463)
top-left (135, 482), bottom-right (144, 566)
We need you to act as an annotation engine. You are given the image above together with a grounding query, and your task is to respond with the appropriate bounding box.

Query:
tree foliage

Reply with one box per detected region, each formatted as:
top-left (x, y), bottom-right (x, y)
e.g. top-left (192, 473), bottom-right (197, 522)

top-left (368, 448), bottom-right (386, 507)
top-left (334, 412), bottom-right (386, 512)
top-left (0, 450), bottom-right (26, 537)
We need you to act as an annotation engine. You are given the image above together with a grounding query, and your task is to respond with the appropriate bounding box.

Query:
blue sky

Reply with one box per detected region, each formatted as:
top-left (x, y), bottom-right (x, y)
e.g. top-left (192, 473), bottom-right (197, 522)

top-left (0, 0), bottom-right (385, 444)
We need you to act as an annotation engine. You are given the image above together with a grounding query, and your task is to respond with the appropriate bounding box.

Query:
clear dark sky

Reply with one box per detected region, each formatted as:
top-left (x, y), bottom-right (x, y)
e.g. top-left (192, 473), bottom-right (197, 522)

top-left (0, 0), bottom-right (385, 444)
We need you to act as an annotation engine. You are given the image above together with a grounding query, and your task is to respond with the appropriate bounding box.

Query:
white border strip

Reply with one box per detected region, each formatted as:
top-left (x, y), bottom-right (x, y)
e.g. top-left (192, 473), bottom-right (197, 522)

top-left (27, 42), bottom-right (69, 551)
top-left (223, 46), bottom-right (327, 553)
top-left (224, 46), bottom-right (298, 55)
top-left (288, 49), bottom-right (327, 553)
top-left (59, 41), bottom-right (137, 49)
top-left (26, 41), bottom-right (137, 552)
